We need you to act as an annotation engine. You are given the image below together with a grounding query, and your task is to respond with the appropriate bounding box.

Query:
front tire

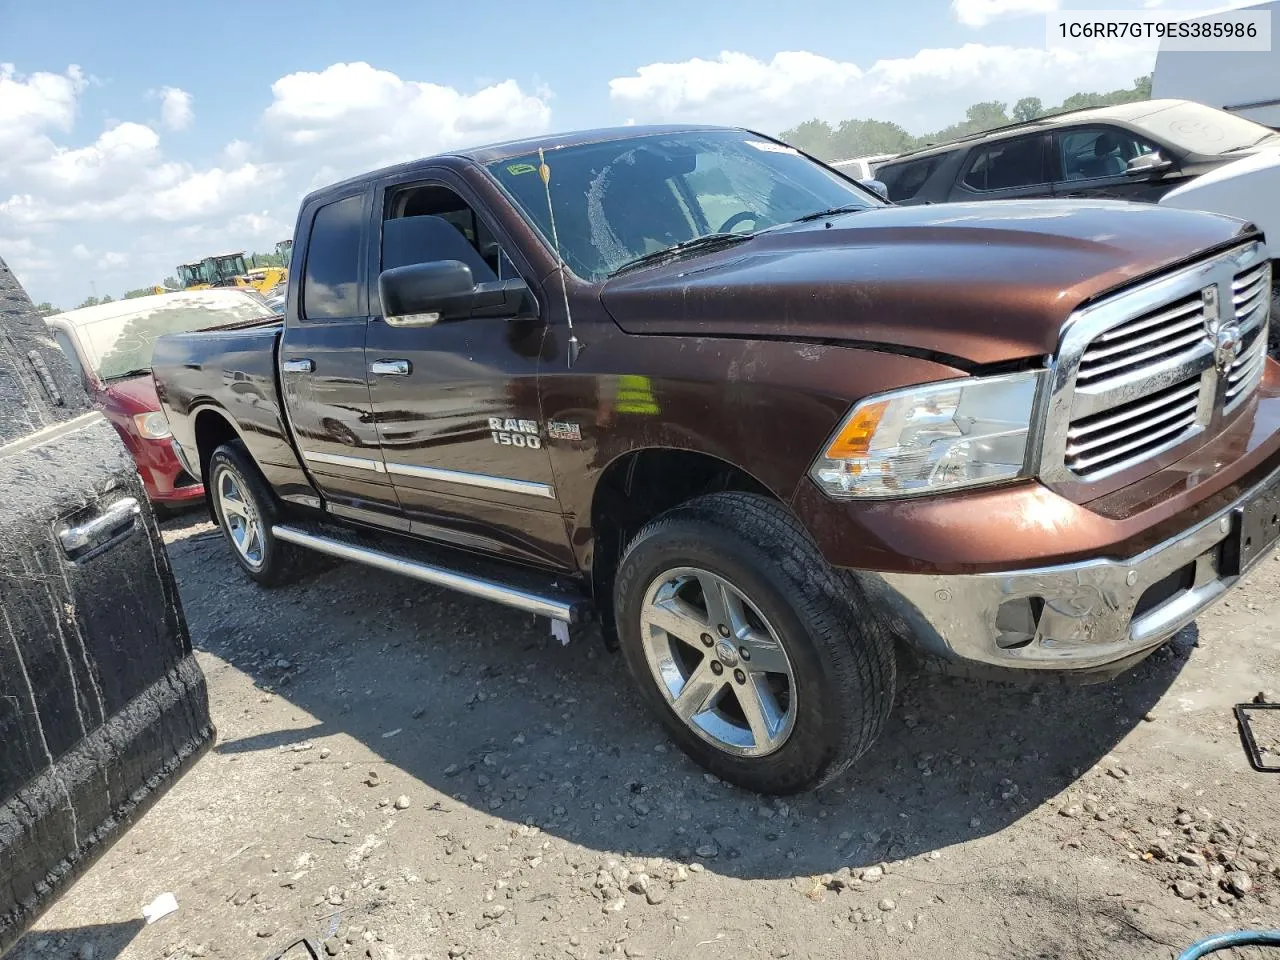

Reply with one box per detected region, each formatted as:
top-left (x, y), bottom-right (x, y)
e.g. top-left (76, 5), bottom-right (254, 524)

top-left (614, 493), bottom-right (896, 794)
top-left (208, 442), bottom-right (307, 587)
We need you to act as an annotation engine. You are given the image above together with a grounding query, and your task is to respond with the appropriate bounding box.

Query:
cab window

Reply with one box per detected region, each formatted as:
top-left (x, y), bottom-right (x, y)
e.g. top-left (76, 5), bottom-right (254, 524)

top-left (1058, 127), bottom-right (1158, 181)
top-left (380, 183), bottom-right (518, 284)
top-left (961, 135), bottom-right (1049, 192)
top-left (877, 156), bottom-right (943, 202)
top-left (301, 194), bottom-right (363, 320)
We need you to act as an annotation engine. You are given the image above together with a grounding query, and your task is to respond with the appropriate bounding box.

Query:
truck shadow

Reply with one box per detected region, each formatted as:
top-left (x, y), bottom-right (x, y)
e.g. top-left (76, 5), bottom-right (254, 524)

top-left (166, 518), bottom-right (1193, 883)
top-left (6, 919), bottom-right (145, 960)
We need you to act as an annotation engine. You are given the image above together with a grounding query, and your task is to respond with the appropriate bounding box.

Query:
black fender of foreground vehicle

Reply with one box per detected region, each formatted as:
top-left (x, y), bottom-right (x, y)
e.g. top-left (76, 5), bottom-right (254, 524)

top-left (0, 257), bottom-right (214, 954)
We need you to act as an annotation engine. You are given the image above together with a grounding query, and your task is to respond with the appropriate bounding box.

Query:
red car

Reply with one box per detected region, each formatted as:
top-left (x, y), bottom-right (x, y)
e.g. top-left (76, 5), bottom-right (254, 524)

top-left (45, 288), bottom-right (275, 511)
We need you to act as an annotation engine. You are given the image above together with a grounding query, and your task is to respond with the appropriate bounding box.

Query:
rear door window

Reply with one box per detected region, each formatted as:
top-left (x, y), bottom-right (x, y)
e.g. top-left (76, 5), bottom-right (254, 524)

top-left (878, 156), bottom-right (944, 201)
top-left (302, 194), bottom-right (364, 320)
top-left (961, 135), bottom-right (1050, 192)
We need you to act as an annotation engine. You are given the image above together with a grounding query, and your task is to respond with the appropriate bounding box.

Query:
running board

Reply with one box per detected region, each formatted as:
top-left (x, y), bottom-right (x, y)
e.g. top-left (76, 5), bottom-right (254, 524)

top-left (272, 523), bottom-right (591, 624)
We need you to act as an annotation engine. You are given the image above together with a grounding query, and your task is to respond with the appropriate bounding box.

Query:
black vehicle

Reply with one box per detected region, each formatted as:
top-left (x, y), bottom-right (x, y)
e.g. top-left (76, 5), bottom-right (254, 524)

top-left (876, 98), bottom-right (1280, 205)
top-left (0, 258), bottom-right (213, 953)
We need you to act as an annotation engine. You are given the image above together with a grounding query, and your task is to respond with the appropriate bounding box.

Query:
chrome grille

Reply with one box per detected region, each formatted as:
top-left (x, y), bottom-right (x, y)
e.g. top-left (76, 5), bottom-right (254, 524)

top-left (1225, 260), bottom-right (1272, 412)
top-left (1041, 241), bottom-right (1270, 491)
top-left (1234, 262), bottom-right (1270, 326)
top-left (1064, 378), bottom-right (1200, 476)
top-left (1225, 334), bottom-right (1267, 409)
top-left (1075, 294), bottom-right (1206, 386)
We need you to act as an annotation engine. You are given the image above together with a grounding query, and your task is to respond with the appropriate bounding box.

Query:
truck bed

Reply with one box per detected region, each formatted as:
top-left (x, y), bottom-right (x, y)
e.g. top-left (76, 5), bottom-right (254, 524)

top-left (151, 320), bottom-right (305, 490)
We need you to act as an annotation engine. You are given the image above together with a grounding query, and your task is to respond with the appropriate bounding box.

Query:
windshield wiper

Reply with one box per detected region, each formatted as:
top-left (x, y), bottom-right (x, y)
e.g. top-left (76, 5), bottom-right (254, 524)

top-left (102, 368), bottom-right (152, 382)
top-left (610, 232), bottom-right (753, 277)
top-left (791, 203), bottom-right (871, 224)
top-left (1225, 132), bottom-right (1279, 151)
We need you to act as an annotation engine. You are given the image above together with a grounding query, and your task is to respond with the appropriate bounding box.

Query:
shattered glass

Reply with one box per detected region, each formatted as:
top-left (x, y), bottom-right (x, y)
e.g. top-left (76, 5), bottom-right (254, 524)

top-left (486, 130), bottom-right (882, 280)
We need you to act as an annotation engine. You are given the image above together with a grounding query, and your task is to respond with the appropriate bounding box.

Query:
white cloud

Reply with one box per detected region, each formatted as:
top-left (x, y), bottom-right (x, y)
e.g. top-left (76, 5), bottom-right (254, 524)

top-left (158, 86), bottom-right (193, 131)
top-left (1, 61), bottom-right (555, 304)
top-left (262, 62), bottom-right (552, 178)
top-left (223, 138), bottom-right (251, 164)
top-left (0, 64), bottom-right (87, 176)
top-left (0, 236), bottom-right (55, 275)
top-left (952, 0), bottom-right (1059, 27)
top-left (37, 121), bottom-right (161, 190)
top-left (0, 160), bottom-right (278, 225)
top-left (609, 43), bottom-right (1149, 135)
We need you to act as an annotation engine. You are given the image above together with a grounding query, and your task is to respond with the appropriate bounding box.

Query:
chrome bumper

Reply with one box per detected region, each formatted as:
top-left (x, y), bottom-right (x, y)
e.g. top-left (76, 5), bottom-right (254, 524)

top-left (874, 465), bottom-right (1280, 671)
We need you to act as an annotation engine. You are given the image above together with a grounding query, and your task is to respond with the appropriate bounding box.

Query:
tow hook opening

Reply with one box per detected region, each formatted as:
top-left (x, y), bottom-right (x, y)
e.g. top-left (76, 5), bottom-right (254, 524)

top-left (995, 596), bottom-right (1045, 649)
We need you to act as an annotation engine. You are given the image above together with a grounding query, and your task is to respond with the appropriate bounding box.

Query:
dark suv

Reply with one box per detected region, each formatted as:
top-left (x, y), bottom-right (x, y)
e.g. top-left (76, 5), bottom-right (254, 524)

top-left (876, 99), bottom-right (1279, 205)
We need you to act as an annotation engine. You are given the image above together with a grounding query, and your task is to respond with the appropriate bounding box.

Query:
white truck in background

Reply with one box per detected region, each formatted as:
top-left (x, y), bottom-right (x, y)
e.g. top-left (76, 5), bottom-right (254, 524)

top-left (1153, 2), bottom-right (1280, 341)
top-left (1152, 0), bottom-right (1279, 129)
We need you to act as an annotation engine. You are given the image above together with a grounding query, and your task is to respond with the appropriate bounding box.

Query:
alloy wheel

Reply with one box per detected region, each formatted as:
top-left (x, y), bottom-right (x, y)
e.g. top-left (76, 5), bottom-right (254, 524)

top-left (639, 566), bottom-right (797, 757)
top-left (215, 468), bottom-right (265, 570)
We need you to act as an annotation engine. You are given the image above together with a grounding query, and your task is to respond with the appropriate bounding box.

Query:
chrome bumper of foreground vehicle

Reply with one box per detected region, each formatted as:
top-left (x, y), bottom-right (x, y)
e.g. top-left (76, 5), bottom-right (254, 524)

top-left (875, 465), bottom-right (1280, 671)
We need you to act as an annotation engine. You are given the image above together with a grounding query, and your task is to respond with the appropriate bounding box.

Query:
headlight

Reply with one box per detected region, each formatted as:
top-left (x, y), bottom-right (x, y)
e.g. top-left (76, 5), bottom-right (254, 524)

top-left (809, 370), bottom-right (1045, 498)
top-left (133, 411), bottom-right (172, 440)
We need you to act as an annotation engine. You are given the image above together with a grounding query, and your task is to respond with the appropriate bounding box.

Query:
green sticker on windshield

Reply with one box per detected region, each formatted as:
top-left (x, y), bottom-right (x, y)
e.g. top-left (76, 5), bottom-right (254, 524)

top-left (506, 162), bottom-right (537, 175)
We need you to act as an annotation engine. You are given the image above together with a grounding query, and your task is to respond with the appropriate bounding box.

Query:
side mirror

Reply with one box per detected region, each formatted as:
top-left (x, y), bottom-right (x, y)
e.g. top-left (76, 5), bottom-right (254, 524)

top-left (859, 178), bottom-right (890, 201)
top-left (1125, 152), bottom-right (1172, 178)
top-left (379, 260), bottom-right (476, 327)
top-left (378, 261), bottom-right (533, 327)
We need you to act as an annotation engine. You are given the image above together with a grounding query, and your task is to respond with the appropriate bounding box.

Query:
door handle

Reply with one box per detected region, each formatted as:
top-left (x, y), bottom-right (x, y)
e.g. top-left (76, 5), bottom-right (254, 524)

top-left (370, 359), bottom-right (411, 376)
top-left (58, 497), bottom-right (140, 558)
top-left (282, 358), bottom-right (314, 373)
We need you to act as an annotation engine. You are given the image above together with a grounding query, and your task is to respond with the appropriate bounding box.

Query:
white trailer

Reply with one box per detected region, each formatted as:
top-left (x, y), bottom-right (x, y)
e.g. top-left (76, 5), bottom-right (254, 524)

top-left (1152, 0), bottom-right (1280, 129)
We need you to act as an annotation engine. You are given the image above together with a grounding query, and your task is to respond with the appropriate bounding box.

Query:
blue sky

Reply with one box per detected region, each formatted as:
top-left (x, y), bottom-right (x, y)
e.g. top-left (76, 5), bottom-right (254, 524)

top-left (0, 0), bottom-right (1244, 304)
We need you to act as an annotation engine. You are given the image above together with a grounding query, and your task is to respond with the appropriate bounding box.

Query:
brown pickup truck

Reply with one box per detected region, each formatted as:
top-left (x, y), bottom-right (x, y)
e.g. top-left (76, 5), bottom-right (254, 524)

top-left (151, 124), bottom-right (1280, 794)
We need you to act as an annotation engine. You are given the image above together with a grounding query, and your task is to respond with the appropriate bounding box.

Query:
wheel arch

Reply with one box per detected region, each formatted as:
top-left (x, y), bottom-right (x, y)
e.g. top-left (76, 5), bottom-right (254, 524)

top-left (192, 405), bottom-right (246, 518)
top-left (587, 445), bottom-right (790, 646)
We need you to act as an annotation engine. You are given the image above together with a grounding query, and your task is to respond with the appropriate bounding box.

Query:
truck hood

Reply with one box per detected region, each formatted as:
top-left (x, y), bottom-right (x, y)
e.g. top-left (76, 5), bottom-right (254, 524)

top-left (599, 200), bottom-right (1256, 366)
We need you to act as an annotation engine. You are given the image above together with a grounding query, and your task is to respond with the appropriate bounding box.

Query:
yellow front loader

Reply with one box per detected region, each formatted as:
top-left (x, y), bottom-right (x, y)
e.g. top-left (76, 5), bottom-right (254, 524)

top-left (176, 245), bottom-right (291, 295)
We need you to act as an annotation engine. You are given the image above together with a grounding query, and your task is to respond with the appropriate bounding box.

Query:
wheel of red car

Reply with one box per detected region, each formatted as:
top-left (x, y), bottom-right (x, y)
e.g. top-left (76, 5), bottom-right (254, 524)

top-left (208, 441), bottom-right (307, 587)
top-left (613, 492), bottom-right (897, 795)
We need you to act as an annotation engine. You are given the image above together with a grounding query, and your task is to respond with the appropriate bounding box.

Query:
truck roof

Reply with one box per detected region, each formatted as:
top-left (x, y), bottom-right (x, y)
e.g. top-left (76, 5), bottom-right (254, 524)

top-left (302, 124), bottom-right (746, 205)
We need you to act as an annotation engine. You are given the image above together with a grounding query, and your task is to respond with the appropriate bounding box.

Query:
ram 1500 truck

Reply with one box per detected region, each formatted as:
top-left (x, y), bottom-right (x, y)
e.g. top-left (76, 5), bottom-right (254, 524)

top-left (151, 124), bottom-right (1280, 795)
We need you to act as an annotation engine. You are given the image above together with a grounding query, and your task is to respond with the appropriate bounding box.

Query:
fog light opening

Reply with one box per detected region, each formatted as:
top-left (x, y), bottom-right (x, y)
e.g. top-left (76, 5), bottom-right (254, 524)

top-left (995, 596), bottom-right (1045, 650)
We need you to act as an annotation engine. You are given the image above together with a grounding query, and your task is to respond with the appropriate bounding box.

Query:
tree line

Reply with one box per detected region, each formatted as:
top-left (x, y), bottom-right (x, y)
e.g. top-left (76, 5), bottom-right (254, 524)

top-left (779, 75), bottom-right (1153, 162)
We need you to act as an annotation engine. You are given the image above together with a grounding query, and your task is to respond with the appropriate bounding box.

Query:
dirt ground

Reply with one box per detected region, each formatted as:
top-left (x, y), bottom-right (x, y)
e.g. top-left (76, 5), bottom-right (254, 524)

top-left (9, 508), bottom-right (1280, 960)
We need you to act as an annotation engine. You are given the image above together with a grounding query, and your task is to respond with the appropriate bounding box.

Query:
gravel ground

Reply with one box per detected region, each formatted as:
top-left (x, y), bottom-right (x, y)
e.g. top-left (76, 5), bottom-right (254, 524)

top-left (9, 507), bottom-right (1280, 960)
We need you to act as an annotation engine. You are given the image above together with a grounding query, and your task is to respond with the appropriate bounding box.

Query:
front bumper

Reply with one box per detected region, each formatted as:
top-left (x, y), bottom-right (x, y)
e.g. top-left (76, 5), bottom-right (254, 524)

top-left (134, 438), bottom-right (202, 503)
top-left (874, 463), bottom-right (1280, 671)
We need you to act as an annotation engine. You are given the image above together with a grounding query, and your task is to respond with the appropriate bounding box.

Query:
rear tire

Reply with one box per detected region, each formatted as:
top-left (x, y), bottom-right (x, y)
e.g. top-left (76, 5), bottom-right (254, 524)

top-left (208, 441), bottom-right (308, 587)
top-left (613, 492), bottom-right (896, 795)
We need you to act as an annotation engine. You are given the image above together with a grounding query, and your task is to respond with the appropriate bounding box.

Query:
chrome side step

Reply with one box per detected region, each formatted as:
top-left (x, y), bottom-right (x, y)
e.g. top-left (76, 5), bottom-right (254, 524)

top-left (272, 524), bottom-right (588, 623)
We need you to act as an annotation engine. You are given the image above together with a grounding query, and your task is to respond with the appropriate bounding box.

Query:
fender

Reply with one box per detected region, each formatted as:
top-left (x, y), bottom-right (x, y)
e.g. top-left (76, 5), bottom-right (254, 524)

top-left (1160, 150), bottom-right (1280, 258)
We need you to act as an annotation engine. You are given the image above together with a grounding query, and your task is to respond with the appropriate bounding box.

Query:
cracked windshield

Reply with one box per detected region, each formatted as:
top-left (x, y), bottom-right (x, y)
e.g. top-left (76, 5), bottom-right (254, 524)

top-left (487, 131), bottom-right (879, 279)
top-left (3, 1), bottom-right (1280, 960)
